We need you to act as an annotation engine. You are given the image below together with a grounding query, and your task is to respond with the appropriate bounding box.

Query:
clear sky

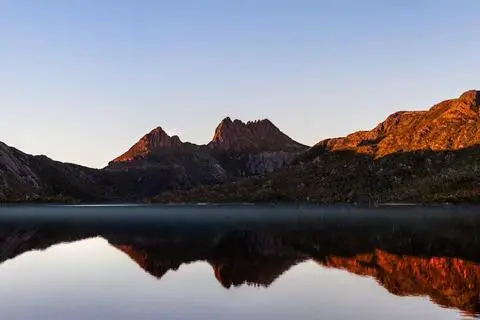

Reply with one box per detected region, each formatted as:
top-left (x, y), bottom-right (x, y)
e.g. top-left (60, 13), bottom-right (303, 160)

top-left (1, 0), bottom-right (479, 168)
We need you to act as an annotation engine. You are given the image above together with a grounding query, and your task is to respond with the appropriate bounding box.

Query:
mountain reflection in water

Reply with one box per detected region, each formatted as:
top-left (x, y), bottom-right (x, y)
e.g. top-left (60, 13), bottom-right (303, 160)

top-left (0, 205), bottom-right (479, 319)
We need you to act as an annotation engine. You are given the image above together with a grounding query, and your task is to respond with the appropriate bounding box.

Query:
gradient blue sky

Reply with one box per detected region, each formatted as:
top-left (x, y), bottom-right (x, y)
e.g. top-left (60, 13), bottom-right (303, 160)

top-left (1, 1), bottom-right (479, 168)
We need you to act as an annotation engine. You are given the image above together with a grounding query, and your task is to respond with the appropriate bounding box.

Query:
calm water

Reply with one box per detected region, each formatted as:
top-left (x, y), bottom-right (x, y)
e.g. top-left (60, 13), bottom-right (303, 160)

top-left (0, 205), bottom-right (479, 319)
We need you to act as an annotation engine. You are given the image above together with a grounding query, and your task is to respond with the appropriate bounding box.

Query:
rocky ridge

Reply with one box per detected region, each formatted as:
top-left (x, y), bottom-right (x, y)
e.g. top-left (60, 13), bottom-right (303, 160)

top-left (110, 117), bottom-right (306, 166)
top-left (105, 117), bottom-right (308, 195)
top-left (308, 90), bottom-right (480, 159)
top-left (155, 90), bottom-right (480, 204)
top-left (1, 90), bottom-right (480, 203)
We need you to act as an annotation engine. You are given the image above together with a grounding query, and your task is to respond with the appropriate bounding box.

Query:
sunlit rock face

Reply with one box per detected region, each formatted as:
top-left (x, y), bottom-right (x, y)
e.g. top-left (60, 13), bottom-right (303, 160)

top-left (310, 90), bottom-right (480, 158)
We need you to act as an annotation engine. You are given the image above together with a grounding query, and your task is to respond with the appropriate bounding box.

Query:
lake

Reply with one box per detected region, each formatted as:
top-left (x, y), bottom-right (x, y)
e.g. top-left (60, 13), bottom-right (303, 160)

top-left (0, 204), bottom-right (479, 319)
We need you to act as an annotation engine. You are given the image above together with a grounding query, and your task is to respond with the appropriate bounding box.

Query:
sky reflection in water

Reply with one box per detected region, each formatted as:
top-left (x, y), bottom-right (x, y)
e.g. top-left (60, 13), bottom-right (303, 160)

top-left (0, 237), bottom-right (462, 320)
top-left (0, 205), bottom-right (478, 320)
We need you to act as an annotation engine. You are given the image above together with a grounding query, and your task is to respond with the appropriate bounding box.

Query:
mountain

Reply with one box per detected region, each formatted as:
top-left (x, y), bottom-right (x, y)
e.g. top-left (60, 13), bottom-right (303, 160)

top-left (104, 117), bottom-right (308, 197)
top-left (0, 138), bottom-right (199, 202)
top-left (154, 90), bottom-right (480, 204)
top-left (105, 127), bottom-right (226, 197)
top-left (208, 117), bottom-right (307, 152)
top-left (303, 89), bottom-right (480, 160)
top-left (111, 127), bottom-right (197, 164)
top-left (110, 117), bottom-right (306, 165)
top-left (0, 117), bottom-right (307, 202)
top-left (2, 90), bottom-right (480, 203)
top-left (0, 142), bottom-right (110, 202)
top-left (0, 142), bottom-right (41, 199)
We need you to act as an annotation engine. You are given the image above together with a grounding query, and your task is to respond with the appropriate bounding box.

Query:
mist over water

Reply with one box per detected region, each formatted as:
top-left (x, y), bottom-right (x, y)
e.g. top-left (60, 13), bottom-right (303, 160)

top-left (0, 205), bottom-right (478, 319)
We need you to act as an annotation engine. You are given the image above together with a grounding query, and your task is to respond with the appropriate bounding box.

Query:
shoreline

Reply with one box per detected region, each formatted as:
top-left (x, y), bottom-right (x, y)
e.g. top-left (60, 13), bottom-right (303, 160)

top-left (0, 200), bottom-right (461, 207)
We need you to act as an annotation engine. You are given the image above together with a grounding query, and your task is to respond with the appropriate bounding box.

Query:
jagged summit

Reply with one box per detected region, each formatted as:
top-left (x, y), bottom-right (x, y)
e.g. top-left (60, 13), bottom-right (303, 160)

top-left (457, 89), bottom-right (480, 113)
top-left (110, 117), bottom-right (308, 165)
top-left (208, 117), bottom-right (307, 152)
top-left (212, 117), bottom-right (276, 133)
top-left (458, 89), bottom-right (480, 106)
top-left (111, 126), bottom-right (189, 163)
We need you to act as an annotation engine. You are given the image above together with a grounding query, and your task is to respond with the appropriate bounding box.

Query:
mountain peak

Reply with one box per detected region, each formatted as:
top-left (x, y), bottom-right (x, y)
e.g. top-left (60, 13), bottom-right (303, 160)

top-left (110, 126), bottom-right (185, 163)
top-left (109, 116), bottom-right (307, 167)
top-left (221, 116), bottom-right (233, 124)
top-left (150, 126), bottom-right (168, 135)
top-left (458, 89), bottom-right (480, 110)
top-left (209, 117), bottom-right (307, 152)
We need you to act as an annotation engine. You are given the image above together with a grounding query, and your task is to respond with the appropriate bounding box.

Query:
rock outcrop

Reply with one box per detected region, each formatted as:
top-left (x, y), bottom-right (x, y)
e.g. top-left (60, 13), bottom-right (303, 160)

top-left (208, 117), bottom-right (307, 152)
